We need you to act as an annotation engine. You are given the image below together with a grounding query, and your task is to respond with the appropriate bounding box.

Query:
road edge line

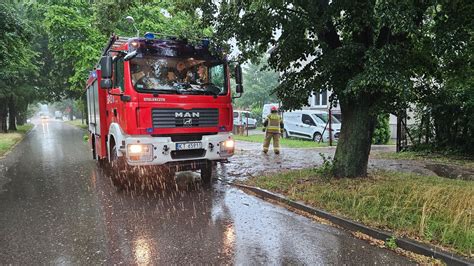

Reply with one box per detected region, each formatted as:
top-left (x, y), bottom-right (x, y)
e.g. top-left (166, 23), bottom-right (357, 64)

top-left (230, 182), bottom-right (473, 266)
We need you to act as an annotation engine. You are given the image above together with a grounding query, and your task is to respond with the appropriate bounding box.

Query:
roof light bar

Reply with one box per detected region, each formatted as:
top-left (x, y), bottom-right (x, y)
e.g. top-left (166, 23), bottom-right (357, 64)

top-left (144, 32), bottom-right (155, 40)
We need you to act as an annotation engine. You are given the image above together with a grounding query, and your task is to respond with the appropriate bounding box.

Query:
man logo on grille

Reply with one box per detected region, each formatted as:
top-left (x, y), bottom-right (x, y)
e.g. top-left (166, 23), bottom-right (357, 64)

top-left (175, 112), bottom-right (200, 118)
top-left (184, 118), bottom-right (193, 126)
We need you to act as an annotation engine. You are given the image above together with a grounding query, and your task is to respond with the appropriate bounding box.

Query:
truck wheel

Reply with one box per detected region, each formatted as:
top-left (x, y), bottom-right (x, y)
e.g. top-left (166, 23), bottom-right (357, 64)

top-left (91, 135), bottom-right (96, 159)
top-left (109, 144), bottom-right (129, 190)
top-left (200, 161), bottom-right (213, 185)
top-left (313, 132), bottom-right (323, 142)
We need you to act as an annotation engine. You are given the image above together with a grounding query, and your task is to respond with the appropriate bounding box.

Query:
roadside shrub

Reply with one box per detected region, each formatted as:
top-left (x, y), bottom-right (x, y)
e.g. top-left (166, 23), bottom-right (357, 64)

top-left (250, 105), bottom-right (263, 125)
top-left (372, 113), bottom-right (390, 144)
top-left (409, 84), bottom-right (474, 155)
top-left (316, 153), bottom-right (333, 181)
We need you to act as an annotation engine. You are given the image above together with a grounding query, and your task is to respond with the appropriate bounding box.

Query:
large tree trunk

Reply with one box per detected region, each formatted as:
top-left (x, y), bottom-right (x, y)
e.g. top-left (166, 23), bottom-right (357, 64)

top-left (69, 105), bottom-right (74, 121)
top-left (333, 100), bottom-right (377, 178)
top-left (0, 101), bottom-right (8, 133)
top-left (16, 102), bottom-right (28, 126)
top-left (8, 96), bottom-right (17, 131)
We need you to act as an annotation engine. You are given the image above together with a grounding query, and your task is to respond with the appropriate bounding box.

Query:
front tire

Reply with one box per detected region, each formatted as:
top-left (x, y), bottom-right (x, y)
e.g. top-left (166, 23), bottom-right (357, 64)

top-left (109, 144), bottom-right (129, 190)
top-left (91, 134), bottom-right (96, 160)
top-left (313, 132), bottom-right (323, 142)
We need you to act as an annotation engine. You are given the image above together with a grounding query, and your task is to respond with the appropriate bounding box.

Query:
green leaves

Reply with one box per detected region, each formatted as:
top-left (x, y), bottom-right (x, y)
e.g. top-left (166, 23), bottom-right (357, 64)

top-left (43, 4), bottom-right (105, 96)
top-left (186, 0), bottom-right (474, 176)
top-left (0, 3), bottom-right (38, 98)
top-left (235, 57), bottom-right (279, 109)
top-left (20, 0), bottom-right (212, 101)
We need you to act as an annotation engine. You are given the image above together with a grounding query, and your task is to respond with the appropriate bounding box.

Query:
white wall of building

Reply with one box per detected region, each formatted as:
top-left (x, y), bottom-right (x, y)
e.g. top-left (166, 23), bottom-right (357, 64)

top-left (306, 90), bottom-right (400, 139)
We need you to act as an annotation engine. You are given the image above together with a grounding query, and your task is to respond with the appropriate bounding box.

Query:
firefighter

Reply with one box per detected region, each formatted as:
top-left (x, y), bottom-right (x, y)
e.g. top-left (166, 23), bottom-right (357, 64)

top-left (175, 61), bottom-right (190, 82)
top-left (263, 106), bottom-right (284, 154)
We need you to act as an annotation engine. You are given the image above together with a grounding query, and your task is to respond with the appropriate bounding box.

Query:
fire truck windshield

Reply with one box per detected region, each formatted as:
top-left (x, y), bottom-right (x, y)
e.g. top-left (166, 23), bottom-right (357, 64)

top-left (130, 56), bottom-right (227, 96)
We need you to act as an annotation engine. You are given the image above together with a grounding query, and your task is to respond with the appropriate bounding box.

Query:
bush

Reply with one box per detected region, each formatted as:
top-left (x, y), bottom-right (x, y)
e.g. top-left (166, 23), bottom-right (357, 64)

top-left (372, 113), bottom-right (390, 144)
top-left (250, 105), bottom-right (263, 125)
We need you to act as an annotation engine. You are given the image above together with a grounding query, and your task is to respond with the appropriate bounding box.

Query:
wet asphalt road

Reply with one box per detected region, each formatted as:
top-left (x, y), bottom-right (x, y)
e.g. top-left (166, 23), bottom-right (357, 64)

top-left (0, 120), bottom-right (414, 264)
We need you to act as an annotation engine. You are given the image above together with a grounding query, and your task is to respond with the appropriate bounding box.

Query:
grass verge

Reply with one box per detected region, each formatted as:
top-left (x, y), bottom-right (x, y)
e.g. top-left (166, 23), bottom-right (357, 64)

top-left (234, 134), bottom-right (329, 148)
top-left (0, 124), bottom-right (34, 157)
top-left (65, 119), bottom-right (88, 130)
top-left (244, 169), bottom-right (473, 256)
top-left (374, 151), bottom-right (474, 168)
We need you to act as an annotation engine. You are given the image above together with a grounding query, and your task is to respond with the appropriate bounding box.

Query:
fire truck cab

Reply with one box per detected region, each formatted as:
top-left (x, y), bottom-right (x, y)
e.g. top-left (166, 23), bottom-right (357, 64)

top-left (86, 34), bottom-right (242, 187)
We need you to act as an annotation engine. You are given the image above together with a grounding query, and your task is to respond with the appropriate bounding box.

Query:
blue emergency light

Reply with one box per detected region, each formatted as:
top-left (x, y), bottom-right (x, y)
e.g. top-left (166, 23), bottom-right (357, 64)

top-left (144, 32), bottom-right (155, 40)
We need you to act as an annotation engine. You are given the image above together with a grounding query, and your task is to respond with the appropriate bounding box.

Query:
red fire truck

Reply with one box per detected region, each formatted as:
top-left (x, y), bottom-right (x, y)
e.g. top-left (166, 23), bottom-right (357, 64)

top-left (85, 34), bottom-right (242, 187)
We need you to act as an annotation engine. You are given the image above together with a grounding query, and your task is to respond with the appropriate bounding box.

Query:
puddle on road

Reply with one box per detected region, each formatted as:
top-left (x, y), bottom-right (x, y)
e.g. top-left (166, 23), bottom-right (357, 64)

top-left (425, 164), bottom-right (474, 181)
top-left (234, 141), bottom-right (473, 182)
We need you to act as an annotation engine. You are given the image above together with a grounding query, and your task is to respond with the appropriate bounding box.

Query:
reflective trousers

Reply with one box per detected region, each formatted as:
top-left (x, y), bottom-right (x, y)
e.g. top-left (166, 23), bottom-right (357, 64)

top-left (263, 132), bottom-right (281, 154)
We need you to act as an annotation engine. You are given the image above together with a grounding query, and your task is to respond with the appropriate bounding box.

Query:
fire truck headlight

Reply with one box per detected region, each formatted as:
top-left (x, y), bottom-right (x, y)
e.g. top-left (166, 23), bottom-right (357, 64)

top-left (223, 139), bottom-right (234, 149)
top-left (219, 139), bottom-right (235, 156)
top-left (128, 144), bottom-right (144, 154)
top-left (130, 41), bottom-right (139, 49)
top-left (127, 144), bottom-right (153, 162)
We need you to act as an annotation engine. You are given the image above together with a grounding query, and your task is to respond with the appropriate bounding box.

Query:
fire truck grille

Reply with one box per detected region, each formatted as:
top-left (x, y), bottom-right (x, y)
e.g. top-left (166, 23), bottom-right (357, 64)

top-left (152, 108), bottom-right (219, 128)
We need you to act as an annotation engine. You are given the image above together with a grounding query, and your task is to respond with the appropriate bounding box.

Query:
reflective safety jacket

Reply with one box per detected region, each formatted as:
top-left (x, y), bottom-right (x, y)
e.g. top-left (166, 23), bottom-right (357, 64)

top-left (263, 114), bottom-right (284, 133)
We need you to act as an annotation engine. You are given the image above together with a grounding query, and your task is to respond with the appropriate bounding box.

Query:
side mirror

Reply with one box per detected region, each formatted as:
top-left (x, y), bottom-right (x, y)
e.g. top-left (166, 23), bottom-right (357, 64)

top-left (100, 56), bottom-right (112, 78)
top-left (124, 50), bottom-right (137, 61)
top-left (236, 84), bottom-right (243, 94)
top-left (234, 64), bottom-right (244, 94)
top-left (234, 64), bottom-right (243, 85)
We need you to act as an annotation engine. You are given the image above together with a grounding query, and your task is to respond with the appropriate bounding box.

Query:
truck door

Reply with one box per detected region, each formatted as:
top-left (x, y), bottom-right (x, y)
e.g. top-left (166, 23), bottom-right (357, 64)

top-left (109, 57), bottom-right (126, 127)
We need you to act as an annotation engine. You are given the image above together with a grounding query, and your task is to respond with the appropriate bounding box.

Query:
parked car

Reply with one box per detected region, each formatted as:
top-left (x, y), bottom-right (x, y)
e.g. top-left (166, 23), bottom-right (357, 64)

top-left (54, 111), bottom-right (63, 120)
top-left (283, 110), bottom-right (341, 142)
top-left (262, 103), bottom-right (280, 121)
top-left (233, 110), bottom-right (257, 129)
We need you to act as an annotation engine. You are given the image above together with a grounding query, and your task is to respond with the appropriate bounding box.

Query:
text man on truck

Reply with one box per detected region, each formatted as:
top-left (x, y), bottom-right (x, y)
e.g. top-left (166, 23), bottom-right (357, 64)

top-left (86, 33), bottom-right (243, 188)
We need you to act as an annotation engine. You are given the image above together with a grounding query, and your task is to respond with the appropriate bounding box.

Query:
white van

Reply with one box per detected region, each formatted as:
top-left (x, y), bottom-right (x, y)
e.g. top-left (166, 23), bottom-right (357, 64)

top-left (54, 111), bottom-right (62, 120)
top-left (262, 103), bottom-right (280, 121)
top-left (233, 110), bottom-right (257, 129)
top-left (283, 110), bottom-right (341, 142)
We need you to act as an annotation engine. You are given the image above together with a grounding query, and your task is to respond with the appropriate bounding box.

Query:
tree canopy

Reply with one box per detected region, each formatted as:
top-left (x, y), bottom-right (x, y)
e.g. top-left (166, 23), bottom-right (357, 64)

top-left (0, 0), bottom-right (211, 131)
top-left (185, 0), bottom-right (474, 176)
top-left (235, 58), bottom-right (279, 109)
top-left (0, 2), bottom-right (38, 131)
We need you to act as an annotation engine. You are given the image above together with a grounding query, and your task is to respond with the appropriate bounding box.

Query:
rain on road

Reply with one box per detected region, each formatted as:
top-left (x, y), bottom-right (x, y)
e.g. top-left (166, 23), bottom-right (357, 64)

top-left (0, 120), bottom-right (414, 264)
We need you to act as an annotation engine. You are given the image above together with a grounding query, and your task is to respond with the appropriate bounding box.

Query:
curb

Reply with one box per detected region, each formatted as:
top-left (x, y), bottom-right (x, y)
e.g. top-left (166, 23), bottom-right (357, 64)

top-left (232, 182), bottom-right (473, 266)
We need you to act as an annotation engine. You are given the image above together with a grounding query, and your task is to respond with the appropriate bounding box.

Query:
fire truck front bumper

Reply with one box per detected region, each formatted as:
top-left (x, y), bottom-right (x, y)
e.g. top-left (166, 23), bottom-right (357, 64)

top-left (119, 133), bottom-right (234, 166)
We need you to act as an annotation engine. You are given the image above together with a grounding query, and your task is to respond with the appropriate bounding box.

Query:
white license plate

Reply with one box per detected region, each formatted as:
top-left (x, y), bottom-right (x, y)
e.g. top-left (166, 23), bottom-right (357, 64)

top-left (176, 142), bottom-right (202, 150)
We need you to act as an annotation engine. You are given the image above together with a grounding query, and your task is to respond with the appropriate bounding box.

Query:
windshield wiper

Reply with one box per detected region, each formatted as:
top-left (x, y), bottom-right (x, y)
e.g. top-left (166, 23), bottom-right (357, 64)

top-left (182, 87), bottom-right (219, 97)
top-left (199, 83), bottom-right (221, 97)
top-left (174, 82), bottom-right (192, 90)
